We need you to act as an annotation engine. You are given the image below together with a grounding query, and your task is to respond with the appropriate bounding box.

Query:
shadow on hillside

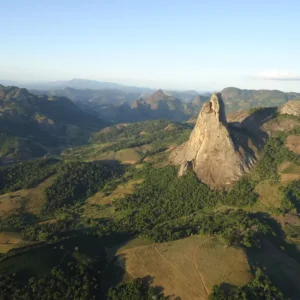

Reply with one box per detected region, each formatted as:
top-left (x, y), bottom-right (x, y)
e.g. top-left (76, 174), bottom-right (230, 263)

top-left (68, 232), bottom-right (136, 298)
top-left (0, 230), bottom-right (157, 299)
top-left (93, 159), bottom-right (128, 173)
top-left (93, 159), bottom-right (123, 166)
top-left (99, 237), bottom-right (167, 299)
top-left (228, 107), bottom-right (278, 159)
top-left (241, 107), bottom-right (278, 131)
top-left (244, 212), bottom-right (300, 300)
top-left (214, 211), bottom-right (300, 299)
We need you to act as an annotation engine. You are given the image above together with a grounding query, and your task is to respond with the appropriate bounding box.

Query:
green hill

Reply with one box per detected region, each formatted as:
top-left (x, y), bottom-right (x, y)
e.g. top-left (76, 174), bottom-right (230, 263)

top-left (30, 87), bottom-right (300, 124)
top-left (0, 85), bottom-right (107, 162)
top-left (62, 119), bottom-right (192, 163)
top-left (221, 87), bottom-right (300, 112)
top-left (31, 88), bottom-right (207, 124)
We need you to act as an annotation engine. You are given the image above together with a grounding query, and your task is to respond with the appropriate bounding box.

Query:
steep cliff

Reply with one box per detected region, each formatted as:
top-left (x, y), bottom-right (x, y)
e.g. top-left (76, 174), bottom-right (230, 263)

top-left (169, 93), bottom-right (257, 187)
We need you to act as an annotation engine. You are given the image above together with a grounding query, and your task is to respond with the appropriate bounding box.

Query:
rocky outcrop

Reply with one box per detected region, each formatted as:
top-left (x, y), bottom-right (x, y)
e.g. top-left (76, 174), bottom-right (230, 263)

top-left (147, 89), bottom-right (167, 102)
top-left (169, 93), bottom-right (256, 187)
top-left (280, 100), bottom-right (300, 116)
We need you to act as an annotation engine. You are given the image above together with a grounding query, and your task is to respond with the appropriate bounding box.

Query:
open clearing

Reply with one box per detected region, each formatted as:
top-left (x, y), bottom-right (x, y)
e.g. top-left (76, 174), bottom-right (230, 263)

top-left (87, 179), bottom-right (143, 206)
top-left (116, 236), bottom-right (251, 300)
top-left (286, 135), bottom-right (300, 154)
top-left (0, 176), bottom-right (55, 216)
top-left (278, 162), bottom-right (300, 183)
top-left (83, 179), bottom-right (143, 219)
top-left (0, 232), bottom-right (28, 253)
top-left (62, 143), bottom-right (152, 164)
top-left (255, 181), bottom-right (282, 208)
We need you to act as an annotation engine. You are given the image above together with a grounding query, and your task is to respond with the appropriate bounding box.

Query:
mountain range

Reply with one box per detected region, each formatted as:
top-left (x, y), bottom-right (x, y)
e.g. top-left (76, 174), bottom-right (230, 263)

top-left (4, 79), bottom-right (300, 124)
top-left (31, 87), bottom-right (207, 123)
top-left (1, 82), bottom-right (300, 163)
top-left (222, 87), bottom-right (300, 111)
top-left (0, 78), bottom-right (154, 94)
top-left (32, 86), bottom-right (300, 123)
top-left (0, 85), bottom-right (106, 162)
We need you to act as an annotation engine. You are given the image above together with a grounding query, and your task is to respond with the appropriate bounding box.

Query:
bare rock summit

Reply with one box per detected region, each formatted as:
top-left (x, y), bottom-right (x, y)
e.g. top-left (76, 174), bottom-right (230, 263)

top-left (169, 93), bottom-right (256, 187)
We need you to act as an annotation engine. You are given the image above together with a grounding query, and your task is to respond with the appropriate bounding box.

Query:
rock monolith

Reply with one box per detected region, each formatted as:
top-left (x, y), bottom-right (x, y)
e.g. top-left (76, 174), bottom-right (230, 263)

top-left (169, 93), bottom-right (256, 187)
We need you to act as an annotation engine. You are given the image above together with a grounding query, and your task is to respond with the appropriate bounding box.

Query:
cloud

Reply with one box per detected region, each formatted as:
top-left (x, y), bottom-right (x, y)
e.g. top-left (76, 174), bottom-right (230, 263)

top-left (254, 70), bottom-right (300, 81)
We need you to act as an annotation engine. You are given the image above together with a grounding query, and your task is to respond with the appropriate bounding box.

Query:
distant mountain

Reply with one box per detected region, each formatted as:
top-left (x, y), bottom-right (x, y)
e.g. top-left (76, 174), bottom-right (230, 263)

top-left (54, 78), bottom-right (125, 90)
top-left (1, 79), bottom-right (211, 98)
top-left (221, 87), bottom-right (300, 112)
top-left (9, 83), bottom-right (300, 126)
top-left (129, 89), bottom-right (206, 122)
top-left (30, 88), bottom-right (206, 124)
top-left (1, 79), bottom-right (155, 94)
top-left (172, 90), bottom-right (200, 102)
top-left (53, 78), bottom-right (156, 94)
top-left (0, 85), bottom-right (107, 162)
top-left (56, 86), bottom-right (300, 120)
top-left (31, 87), bottom-right (146, 106)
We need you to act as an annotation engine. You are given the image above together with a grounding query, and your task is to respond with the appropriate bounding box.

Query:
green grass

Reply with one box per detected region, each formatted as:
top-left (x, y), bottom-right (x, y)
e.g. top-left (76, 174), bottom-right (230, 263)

top-left (281, 163), bottom-right (300, 174)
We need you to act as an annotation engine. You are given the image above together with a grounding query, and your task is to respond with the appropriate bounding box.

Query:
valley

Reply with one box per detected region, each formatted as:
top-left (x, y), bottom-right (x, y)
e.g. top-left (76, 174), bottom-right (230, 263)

top-left (0, 84), bottom-right (299, 299)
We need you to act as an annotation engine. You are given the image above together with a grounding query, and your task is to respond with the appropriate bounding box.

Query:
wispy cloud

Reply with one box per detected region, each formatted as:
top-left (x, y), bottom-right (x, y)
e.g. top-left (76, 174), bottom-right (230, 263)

top-left (254, 70), bottom-right (300, 81)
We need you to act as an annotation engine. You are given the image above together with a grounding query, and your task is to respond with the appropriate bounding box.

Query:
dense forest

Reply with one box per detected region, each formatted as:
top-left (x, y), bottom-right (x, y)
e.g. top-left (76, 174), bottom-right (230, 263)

top-left (0, 158), bottom-right (60, 193)
top-left (91, 120), bottom-right (191, 154)
top-left (43, 161), bottom-right (118, 213)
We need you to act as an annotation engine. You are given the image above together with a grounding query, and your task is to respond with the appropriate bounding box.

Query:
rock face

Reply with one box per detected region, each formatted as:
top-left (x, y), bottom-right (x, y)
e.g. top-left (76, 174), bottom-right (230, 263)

top-left (169, 93), bottom-right (256, 187)
top-left (280, 100), bottom-right (300, 116)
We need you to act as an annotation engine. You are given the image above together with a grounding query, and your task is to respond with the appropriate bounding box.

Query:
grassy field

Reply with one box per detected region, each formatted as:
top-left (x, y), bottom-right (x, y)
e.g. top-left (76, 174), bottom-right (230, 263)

top-left (286, 135), bottom-right (300, 154)
top-left (82, 178), bottom-right (143, 219)
top-left (115, 235), bottom-right (251, 300)
top-left (61, 143), bottom-right (114, 160)
top-left (254, 181), bottom-right (282, 208)
top-left (87, 179), bottom-right (144, 206)
top-left (110, 148), bottom-right (142, 164)
top-left (278, 162), bottom-right (300, 183)
top-left (0, 176), bottom-right (55, 216)
top-left (62, 143), bottom-right (144, 164)
top-left (0, 232), bottom-right (28, 253)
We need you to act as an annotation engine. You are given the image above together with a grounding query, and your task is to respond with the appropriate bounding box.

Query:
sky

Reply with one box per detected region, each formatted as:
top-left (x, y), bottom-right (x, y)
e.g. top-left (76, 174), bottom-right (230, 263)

top-left (1, 0), bottom-right (300, 92)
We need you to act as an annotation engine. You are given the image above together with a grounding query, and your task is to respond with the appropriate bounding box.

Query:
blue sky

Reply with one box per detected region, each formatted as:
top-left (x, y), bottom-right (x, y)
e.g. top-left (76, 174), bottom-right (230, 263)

top-left (1, 0), bottom-right (300, 91)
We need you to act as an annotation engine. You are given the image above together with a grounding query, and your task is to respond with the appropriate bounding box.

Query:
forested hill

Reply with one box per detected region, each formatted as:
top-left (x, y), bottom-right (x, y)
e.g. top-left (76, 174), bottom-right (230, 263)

top-left (0, 85), bottom-right (107, 162)
top-left (30, 88), bottom-right (208, 124)
top-left (28, 85), bottom-right (300, 125)
top-left (221, 87), bottom-right (300, 111)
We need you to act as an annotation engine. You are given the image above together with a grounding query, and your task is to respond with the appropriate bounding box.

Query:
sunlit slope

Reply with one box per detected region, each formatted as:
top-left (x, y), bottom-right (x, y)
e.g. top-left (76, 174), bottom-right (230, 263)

top-left (116, 236), bottom-right (251, 300)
